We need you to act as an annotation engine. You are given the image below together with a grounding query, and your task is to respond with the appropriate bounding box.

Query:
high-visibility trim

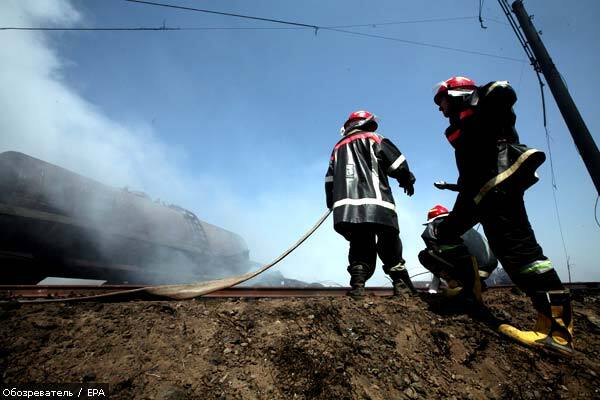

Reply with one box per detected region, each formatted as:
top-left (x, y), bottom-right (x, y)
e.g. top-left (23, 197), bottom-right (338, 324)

top-left (387, 154), bottom-right (406, 173)
top-left (473, 148), bottom-right (540, 204)
top-left (325, 176), bottom-right (333, 183)
top-left (388, 262), bottom-right (406, 272)
top-left (485, 80), bottom-right (509, 96)
top-left (447, 129), bottom-right (461, 143)
top-left (460, 109), bottom-right (474, 119)
top-left (334, 132), bottom-right (382, 152)
top-left (369, 145), bottom-right (382, 200)
top-left (479, 270), bottom-right (490, 279)
top-left (333, 198), bottom-right (396, 211)
top-left (519, 260), bottom-right (554, 275)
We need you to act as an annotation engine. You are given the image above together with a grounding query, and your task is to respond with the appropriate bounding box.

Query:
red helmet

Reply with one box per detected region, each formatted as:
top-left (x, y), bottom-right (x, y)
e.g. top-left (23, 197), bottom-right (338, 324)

top-left (341, 110), bottom-right (378, 134)
top-left (426, 204), bottom-right (449, 223)
top-left (434, 76), bottom-right (477, 105)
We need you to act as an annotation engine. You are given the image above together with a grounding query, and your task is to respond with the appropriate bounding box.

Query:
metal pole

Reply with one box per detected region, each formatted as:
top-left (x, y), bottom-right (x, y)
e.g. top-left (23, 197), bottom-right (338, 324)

top-left (512, 0), bottom-right (600, 196)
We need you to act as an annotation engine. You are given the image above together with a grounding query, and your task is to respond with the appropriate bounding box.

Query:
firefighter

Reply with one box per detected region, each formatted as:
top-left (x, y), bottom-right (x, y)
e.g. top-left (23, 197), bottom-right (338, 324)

top-left (325, 110), bottom-right (417, 297)
top-left (431, 76), bottom-right (573, 356)
top-left (419, 204), bottom-right (498, 302)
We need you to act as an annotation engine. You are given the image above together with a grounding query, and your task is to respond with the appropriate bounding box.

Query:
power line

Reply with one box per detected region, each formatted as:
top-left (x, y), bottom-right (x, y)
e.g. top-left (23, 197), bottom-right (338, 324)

top-left (0, 16), bottom-right (482, 32)
top-left (0, 21), bottom-right (476, 32)
top-left (123, 1), bottom-right (477, 29)
top-left (486, 17), bottom-right (510, 26)
top-left (0, 27), bottom-right (525, 64)
top-left (122, 0), bottom-right (524, 62)
top-left (323, 27), bottom-right (523, 62)
top-left (123, 0), bottom-right (319, 30)
top-left (1, 2), bottom-right (525, 63)
top-left (479, 0), bottom-right (488, 29)
top-left (326, 16), bottom-right (477, 28)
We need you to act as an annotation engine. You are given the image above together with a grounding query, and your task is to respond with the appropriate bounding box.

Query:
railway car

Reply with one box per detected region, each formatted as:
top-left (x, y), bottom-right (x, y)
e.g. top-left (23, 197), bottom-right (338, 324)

top-left (0, 151), bottom-right (250, 284)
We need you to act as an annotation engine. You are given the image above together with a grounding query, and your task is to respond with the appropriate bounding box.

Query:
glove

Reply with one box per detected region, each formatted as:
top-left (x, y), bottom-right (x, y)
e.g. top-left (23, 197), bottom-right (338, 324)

top-left (400, 172), bottom-right (415, 197)
top-left (434, 181), bottom-right (460, 191)
top-left (434, 180), bottom-right (448, 190)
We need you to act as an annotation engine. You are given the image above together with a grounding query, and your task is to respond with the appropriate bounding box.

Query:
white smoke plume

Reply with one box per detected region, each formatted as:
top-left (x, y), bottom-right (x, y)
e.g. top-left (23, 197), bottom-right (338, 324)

top-left (0, 0), bottom-right (425, 287)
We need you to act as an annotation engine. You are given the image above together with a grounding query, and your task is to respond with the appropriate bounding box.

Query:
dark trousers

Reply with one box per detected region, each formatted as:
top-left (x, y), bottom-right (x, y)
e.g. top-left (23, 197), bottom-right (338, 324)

top-left (438, 188), bottom-right (563, 295)
top-left (479, 191), bottom-right (543, 267)
top-left (337, 223), bottom-right (404, 279)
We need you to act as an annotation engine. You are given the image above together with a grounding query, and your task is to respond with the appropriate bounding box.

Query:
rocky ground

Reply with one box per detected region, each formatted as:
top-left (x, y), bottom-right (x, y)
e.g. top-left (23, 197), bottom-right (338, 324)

top-left (1, 288), bottom-right (599, 399)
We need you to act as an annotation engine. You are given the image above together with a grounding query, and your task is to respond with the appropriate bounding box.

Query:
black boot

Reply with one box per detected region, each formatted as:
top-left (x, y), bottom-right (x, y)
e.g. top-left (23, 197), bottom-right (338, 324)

top-left (347, 263), bottom-right (368, 298)
top-left (387, 262), bottom-right (417, 296)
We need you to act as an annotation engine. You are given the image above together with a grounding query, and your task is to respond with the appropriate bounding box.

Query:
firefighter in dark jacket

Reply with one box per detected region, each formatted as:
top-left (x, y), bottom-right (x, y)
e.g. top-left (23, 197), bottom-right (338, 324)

top-left (419, 204), bottom-right (498, 301)
top-left (325, 110), bottom-right (417, 297)
top-left (432, 76), bottom-right (573, 356)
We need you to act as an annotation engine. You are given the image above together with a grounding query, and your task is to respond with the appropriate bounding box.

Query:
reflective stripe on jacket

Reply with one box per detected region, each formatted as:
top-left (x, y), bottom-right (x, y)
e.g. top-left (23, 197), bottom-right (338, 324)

top-left (325, 129), bottom-right (414, 231)
top-left (444, 81), bottom-right (545, 204)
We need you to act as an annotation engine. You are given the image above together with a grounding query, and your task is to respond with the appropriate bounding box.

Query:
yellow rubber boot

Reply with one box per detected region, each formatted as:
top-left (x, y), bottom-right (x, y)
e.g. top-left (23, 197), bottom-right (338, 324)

top-left (469, 256), bottom-right (483, 305)
top-left (498, 290), bottom-right (574, 357)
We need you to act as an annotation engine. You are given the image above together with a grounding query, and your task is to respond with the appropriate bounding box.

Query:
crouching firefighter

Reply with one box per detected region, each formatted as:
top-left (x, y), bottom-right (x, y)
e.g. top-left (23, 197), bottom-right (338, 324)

top-left (419, 204), bottom-right (498, 303)
top-left (432, 76), bottom-right (573, 356)
top-left (325, 110), bottom-right (417, 297)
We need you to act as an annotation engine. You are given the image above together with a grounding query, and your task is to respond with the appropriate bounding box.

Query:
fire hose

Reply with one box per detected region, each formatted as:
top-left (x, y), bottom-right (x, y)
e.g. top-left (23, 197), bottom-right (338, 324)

top-left (17, 209), bottom-right (332, 303)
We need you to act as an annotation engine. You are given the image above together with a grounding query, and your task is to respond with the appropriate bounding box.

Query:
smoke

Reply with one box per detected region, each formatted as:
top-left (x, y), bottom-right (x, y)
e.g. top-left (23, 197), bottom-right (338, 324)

top-left (0, 1), bottom-right (243, 284)
top-left (0, 0), bottom-right (427, 287)
top-left (0, 1), bottom-right (199, 202)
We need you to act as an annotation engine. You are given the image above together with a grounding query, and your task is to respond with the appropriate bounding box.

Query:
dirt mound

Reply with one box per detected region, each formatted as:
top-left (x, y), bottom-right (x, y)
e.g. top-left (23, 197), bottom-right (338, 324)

top-left (1, 288), bottom-right (599, 399)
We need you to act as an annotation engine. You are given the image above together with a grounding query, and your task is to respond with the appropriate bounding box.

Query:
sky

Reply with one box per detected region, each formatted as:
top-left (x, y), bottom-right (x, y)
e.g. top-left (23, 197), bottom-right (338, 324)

top-left (1, 0), bottom-right (599, 286)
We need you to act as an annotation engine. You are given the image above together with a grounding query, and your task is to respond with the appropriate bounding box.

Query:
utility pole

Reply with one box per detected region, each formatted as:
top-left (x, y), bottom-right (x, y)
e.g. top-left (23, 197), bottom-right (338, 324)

top-left (512, 0), bottom-right (600, 196)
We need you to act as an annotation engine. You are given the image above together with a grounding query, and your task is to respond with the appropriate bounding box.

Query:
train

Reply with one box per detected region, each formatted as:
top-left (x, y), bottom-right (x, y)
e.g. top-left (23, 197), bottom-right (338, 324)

top-left (0, 151), bottom-right (250, 284)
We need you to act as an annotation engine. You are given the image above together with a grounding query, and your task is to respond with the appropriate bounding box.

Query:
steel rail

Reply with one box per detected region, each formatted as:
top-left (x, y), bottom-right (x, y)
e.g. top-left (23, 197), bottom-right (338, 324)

top-left (1, 282), bottom-right (598, 300)
top-left (0, 286), bottom-right (392, 299)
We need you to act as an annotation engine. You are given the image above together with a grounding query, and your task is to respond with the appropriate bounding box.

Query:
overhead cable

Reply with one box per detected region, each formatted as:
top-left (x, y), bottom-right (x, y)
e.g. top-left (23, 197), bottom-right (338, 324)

top-left (486, 17), bottom-right (510, 26)
top-left (326, 16), bottom-right (477, 28)
top-left (123, 0), bottom-right (319, 30)
top-left (1, 26), bottom-right (524, 63)
top-left (0, 16), bottom-right (481, 32)
top-left (1, 1), bottom-right (523, 63)
top-left (479, 0), bottom-right (488, 29)
top-left (121, 0), bottom-right (524, 62)
top-left (324, 27), bottom-right (522, 62)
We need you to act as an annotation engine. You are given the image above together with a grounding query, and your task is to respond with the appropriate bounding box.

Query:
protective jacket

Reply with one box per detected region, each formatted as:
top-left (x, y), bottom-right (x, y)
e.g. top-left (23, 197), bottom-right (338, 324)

top-left (325, 129), bottom-right (415, 232)
top-left (422, 217), bottom-right (498, 277)
top-left (444, 81), bottom-right (545, 205)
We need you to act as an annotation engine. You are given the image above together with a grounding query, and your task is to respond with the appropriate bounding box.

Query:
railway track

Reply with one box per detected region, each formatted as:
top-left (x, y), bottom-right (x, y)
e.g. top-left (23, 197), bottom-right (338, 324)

top-left (1, 282), bottom-right (598, 301)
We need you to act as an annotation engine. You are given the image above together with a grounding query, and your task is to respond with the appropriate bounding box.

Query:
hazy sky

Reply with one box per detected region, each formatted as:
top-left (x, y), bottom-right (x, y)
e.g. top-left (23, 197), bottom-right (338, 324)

top-left (1, 0), bottom-right (599, 285)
